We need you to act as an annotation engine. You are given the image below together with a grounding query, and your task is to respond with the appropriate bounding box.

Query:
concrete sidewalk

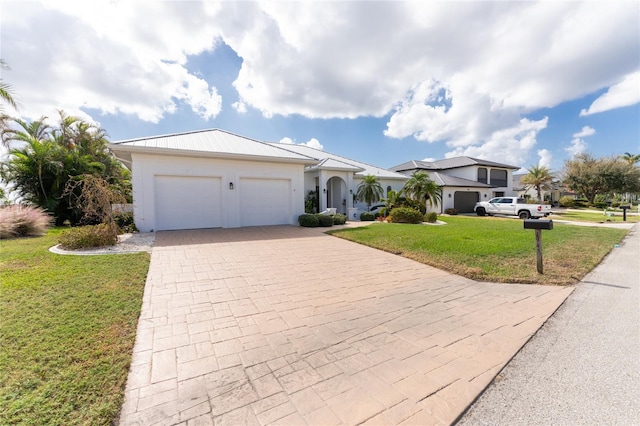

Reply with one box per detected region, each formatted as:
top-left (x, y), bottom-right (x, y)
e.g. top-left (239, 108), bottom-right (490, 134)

top-left (458, 223), bottom-right (640, 425)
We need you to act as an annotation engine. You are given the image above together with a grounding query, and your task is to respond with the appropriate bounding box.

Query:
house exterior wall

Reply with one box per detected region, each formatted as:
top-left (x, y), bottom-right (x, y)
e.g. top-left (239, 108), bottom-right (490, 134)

top-left (130, 153), bottom-right (305, 231)
top-left (352, 177), bottom-right (406, 212)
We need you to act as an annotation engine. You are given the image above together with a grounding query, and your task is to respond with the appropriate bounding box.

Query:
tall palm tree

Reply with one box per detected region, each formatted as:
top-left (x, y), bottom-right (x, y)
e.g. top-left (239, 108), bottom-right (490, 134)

top-left (403, 171), bottom-right (441, 212)
top-left (621, 152), bottom-right (640, 166)
top-left (521, 164), bottom-right (553, 202)
top-left (356, 174), bottom-right (384, 211)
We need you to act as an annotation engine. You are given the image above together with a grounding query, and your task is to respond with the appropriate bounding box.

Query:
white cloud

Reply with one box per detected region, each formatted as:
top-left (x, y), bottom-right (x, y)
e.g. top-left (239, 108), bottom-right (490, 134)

top-left (279, 136), bottom-right (323, 150)
top-left (232, 101), bottom-right (247, 114)
top-left (580, 72), bottom-right (640, 116)
top-left (565, 138), bottom-right (588, 157)
top-left (537, 149), bottom-right (553, 169)
top-left (2, 1), bottom-right (638, 165)
top-left (445, 117), bottom-right (548, 166)
top-left (2, 1), bottom-right (223, 123)
top-left (422, 157), bottom-right (436, 162)
top-left (573, 126), bottom-right (596, 138)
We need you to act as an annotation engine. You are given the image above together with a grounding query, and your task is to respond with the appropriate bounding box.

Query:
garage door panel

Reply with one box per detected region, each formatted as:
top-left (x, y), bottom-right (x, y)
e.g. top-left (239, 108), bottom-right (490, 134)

top-left (454, 191), bottom-right (479, 213)
top-left (155, 176), bottom-right (222, 230)
top-left (240, 178), bottom-right (291, 226)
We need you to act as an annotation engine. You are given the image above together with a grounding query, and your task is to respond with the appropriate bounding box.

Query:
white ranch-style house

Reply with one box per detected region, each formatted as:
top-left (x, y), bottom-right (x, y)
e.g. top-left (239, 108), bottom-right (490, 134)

top-left (108, 129), bottom-right (407, 231)
top-left (390, 158), bottom-right (519, 213)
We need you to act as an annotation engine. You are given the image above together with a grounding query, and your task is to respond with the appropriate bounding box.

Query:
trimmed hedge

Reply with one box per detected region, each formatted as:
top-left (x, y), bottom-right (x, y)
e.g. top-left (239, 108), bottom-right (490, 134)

top-left (360, 212), bottom-right (376, 221)
top-left (389, 207), bottom-right (423, 224)
top-left (317, 214), bottom-right (334, 227)
top-left (58, 223), bottom-right (118, 249)
top-left (331, 214), bottom-right (347, 225)
top-left (425, 212), bottom-right (438, 223)
top-left (444, 208), bottom-right (458, 215)
top-left (298, 214), bottom-right (319, 227)
top-left (558, 196), bottom-right (575, 208)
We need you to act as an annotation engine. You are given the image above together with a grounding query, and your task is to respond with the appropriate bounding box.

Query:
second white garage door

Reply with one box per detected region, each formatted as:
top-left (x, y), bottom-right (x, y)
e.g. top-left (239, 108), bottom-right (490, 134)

top-left (155, 175), bottom-right (222, 230)
top-left (239, 178), bottom-right (291, 226)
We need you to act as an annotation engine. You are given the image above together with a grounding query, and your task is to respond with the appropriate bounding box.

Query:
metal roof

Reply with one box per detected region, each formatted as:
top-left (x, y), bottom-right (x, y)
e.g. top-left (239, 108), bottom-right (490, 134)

top-left (390, 156), bottom-right (519, 172)
top-left (109, 129), bottom-right (318, 165)
top-left (308, 158), bottom-right (364, 172)
top-left (270, 143), bottom-right (408, 179)
top-left (427, 172), bottom-right (495, 188)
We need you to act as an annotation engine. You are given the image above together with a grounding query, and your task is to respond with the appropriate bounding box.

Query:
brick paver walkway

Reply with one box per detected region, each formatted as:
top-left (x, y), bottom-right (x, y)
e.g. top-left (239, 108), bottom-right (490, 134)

top-left (119, 226), bottom-right (572, 425)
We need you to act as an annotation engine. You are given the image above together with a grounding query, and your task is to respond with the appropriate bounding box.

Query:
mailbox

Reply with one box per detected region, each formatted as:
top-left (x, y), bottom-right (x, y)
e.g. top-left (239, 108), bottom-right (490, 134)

top-left (524, 219), bottom-right (553, 230)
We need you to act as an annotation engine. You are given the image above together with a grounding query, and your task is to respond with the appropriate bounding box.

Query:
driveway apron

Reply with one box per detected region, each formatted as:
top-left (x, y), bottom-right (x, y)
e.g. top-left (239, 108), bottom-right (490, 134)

top-left (119, 225), bottom-right (572, 426)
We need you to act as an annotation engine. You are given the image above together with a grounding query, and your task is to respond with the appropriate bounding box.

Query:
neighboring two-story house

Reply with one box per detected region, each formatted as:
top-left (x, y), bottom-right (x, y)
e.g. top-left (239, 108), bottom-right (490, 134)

top-left (389, 157), bottom-right (519, 213)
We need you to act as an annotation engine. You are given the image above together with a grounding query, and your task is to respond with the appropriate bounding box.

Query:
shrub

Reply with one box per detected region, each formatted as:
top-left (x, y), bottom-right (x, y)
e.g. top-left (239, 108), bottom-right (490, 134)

top-left (331, 214), bottom-right (347, 225)
top-left (316, 214), bottom-right (334, 227)
top-left (298, 214), bottom-right (319, 227)
top-left (444, 208), bottom-right (458, 215)
top-left (610, 201), bottom-right (620, 208)
top-left (389, 207), bottom-right (424, 224)
top-left (558, 196), bottom-right (575, 208)
top-left (425, 212), bottom-right (438, 223)
top-left (114, 212), bottom-right (137, 233)
top-left (360, 212), bottom-right (376, 221)
top-left (0, 205), bottom-right (52, 239)
top-left (58, 224), bottom-right (118, 249)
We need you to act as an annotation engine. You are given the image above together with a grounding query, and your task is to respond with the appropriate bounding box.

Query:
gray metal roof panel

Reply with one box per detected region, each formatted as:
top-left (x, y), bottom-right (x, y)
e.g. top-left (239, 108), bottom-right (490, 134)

top-left (110, 129), bottom-right (316, 162)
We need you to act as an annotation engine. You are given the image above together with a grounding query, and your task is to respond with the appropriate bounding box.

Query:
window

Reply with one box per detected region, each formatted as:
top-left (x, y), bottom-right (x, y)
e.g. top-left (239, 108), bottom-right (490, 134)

top-left (490, 169), bottom-right (507, 187)
top-left (478, 168), bottom-right (487, 184)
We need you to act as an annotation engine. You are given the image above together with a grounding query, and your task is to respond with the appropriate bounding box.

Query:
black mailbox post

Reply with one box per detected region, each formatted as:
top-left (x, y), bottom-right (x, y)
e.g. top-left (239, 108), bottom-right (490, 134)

top-left (621, 205), bottom-right (630, 221)
top-left (524, 219), bottom-right (553, 274)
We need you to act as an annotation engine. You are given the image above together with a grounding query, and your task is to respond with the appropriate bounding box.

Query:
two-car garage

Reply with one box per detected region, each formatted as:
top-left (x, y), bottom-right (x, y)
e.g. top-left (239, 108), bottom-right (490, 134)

top-left (109, 129), bottom-right (315, 233)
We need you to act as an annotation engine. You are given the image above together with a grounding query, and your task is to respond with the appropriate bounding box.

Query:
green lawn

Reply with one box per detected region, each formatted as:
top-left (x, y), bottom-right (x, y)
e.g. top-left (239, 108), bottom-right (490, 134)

top-left (330, 216), bottom-right (629, 285)
top-left (552, 209), bottom-right (640, 223)
top-left (0, 229), bottom-right (150, 425)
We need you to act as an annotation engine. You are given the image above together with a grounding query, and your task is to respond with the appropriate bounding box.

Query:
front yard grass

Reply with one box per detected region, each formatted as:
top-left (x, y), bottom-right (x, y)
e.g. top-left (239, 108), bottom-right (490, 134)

top-left (0, 229), bottom-right (150, 425)
top-left (330, 216), bottom-right (629, 285)
top-left (552, 209), bottom-right (640, 223)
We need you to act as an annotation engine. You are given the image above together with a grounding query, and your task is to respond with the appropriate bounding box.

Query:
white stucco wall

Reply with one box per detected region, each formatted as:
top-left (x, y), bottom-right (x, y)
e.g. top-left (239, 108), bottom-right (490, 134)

top-left (130, 153), bottom-right (306, 231)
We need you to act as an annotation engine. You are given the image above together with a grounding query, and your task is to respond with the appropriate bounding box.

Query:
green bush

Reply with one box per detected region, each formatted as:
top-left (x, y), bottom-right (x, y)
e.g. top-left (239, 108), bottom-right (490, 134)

top-left (389, 207), bottom-right (424, 224)
top-left (360, 212), bottom-right (376, 221)
top-left (558, 196), bottom-right (575, 208)
top-left (298, 214), bottom-right (319, 227)
top-left (0, 205), bottom-right (52, 239)
top-left (610, 201), bottom-right (620, 208)
top-left (331, 214), bottom-right (347, 225)
top-left (114, 212), bottom-right (137, 233)
top-left (58, 224), bottom-right (118, 249)
top-left (444, 208), bottom-right (458, 215)
top-left (424, 212), bottom-right (438, 223)
top-left (317, 214), bottom-right (334, 227)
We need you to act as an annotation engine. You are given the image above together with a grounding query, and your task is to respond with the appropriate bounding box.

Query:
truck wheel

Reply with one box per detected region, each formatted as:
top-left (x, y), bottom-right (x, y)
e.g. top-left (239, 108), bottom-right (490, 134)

top-left (518, 211), bottom-right (530, 219)
top-left (476, 207), bottom-right (486, 217)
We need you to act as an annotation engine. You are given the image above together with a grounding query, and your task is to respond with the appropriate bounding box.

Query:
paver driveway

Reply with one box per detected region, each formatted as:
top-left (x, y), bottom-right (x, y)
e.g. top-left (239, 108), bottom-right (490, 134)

top-left (119, 225), bottom-right (572, 426)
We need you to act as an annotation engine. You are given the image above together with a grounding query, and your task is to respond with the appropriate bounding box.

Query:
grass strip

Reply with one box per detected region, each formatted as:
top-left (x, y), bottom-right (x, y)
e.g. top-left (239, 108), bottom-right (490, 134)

top-left (330, 216), bottom-right (628, 285)
top-left (0, 229), bottom-right (150, 425)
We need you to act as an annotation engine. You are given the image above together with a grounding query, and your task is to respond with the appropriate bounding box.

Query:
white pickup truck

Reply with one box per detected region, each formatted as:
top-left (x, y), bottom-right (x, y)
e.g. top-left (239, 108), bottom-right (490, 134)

top-left (474, 197), bottom-right (552, 219)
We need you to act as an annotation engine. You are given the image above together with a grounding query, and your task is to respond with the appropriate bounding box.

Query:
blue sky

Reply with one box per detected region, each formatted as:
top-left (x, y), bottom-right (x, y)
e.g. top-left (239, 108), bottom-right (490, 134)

top-left (2, 1), bottom-right (639, 172)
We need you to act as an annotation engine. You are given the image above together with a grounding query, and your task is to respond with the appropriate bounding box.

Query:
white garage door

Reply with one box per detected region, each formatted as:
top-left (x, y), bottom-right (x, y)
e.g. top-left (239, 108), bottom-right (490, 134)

top-left (240, 178), bottom-right (291, 226)
top-left (155, 176), bottom-right (222, 230)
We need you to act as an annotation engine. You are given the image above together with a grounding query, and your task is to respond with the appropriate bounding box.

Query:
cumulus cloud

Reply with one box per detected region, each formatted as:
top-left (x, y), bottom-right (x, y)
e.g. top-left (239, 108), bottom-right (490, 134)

top-left (279, 137), bottom-right (323, 150)
top-left (445, 117), bottom-right (548, 166)
top-left (580, 72), bottom-right (640, 116)
top-left (537, 149), bottom-right (553, 169)
top-left (2, 1), bottom-right (638, 165)
top-left (573, 126), bottom-right (596, 138)
top-left (2, 1), bottom-right (223, 123)
top-left (565, 126), bottom-right (595, 157)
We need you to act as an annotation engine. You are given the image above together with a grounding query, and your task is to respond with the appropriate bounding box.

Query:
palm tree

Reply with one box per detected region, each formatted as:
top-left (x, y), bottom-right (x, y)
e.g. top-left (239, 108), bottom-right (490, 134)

top-left (356, 174), bottom-right (384, 211)
top-left (521, 165), bottom-right (554, 203)
top-left (380, 189), bottom-right (405, 217)
top-left (0, 59), bottom-right (19, 147)
top-left (403, 171), bottom-right (441, 212)
top-left (621, 152), bottom-right (640, 166)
